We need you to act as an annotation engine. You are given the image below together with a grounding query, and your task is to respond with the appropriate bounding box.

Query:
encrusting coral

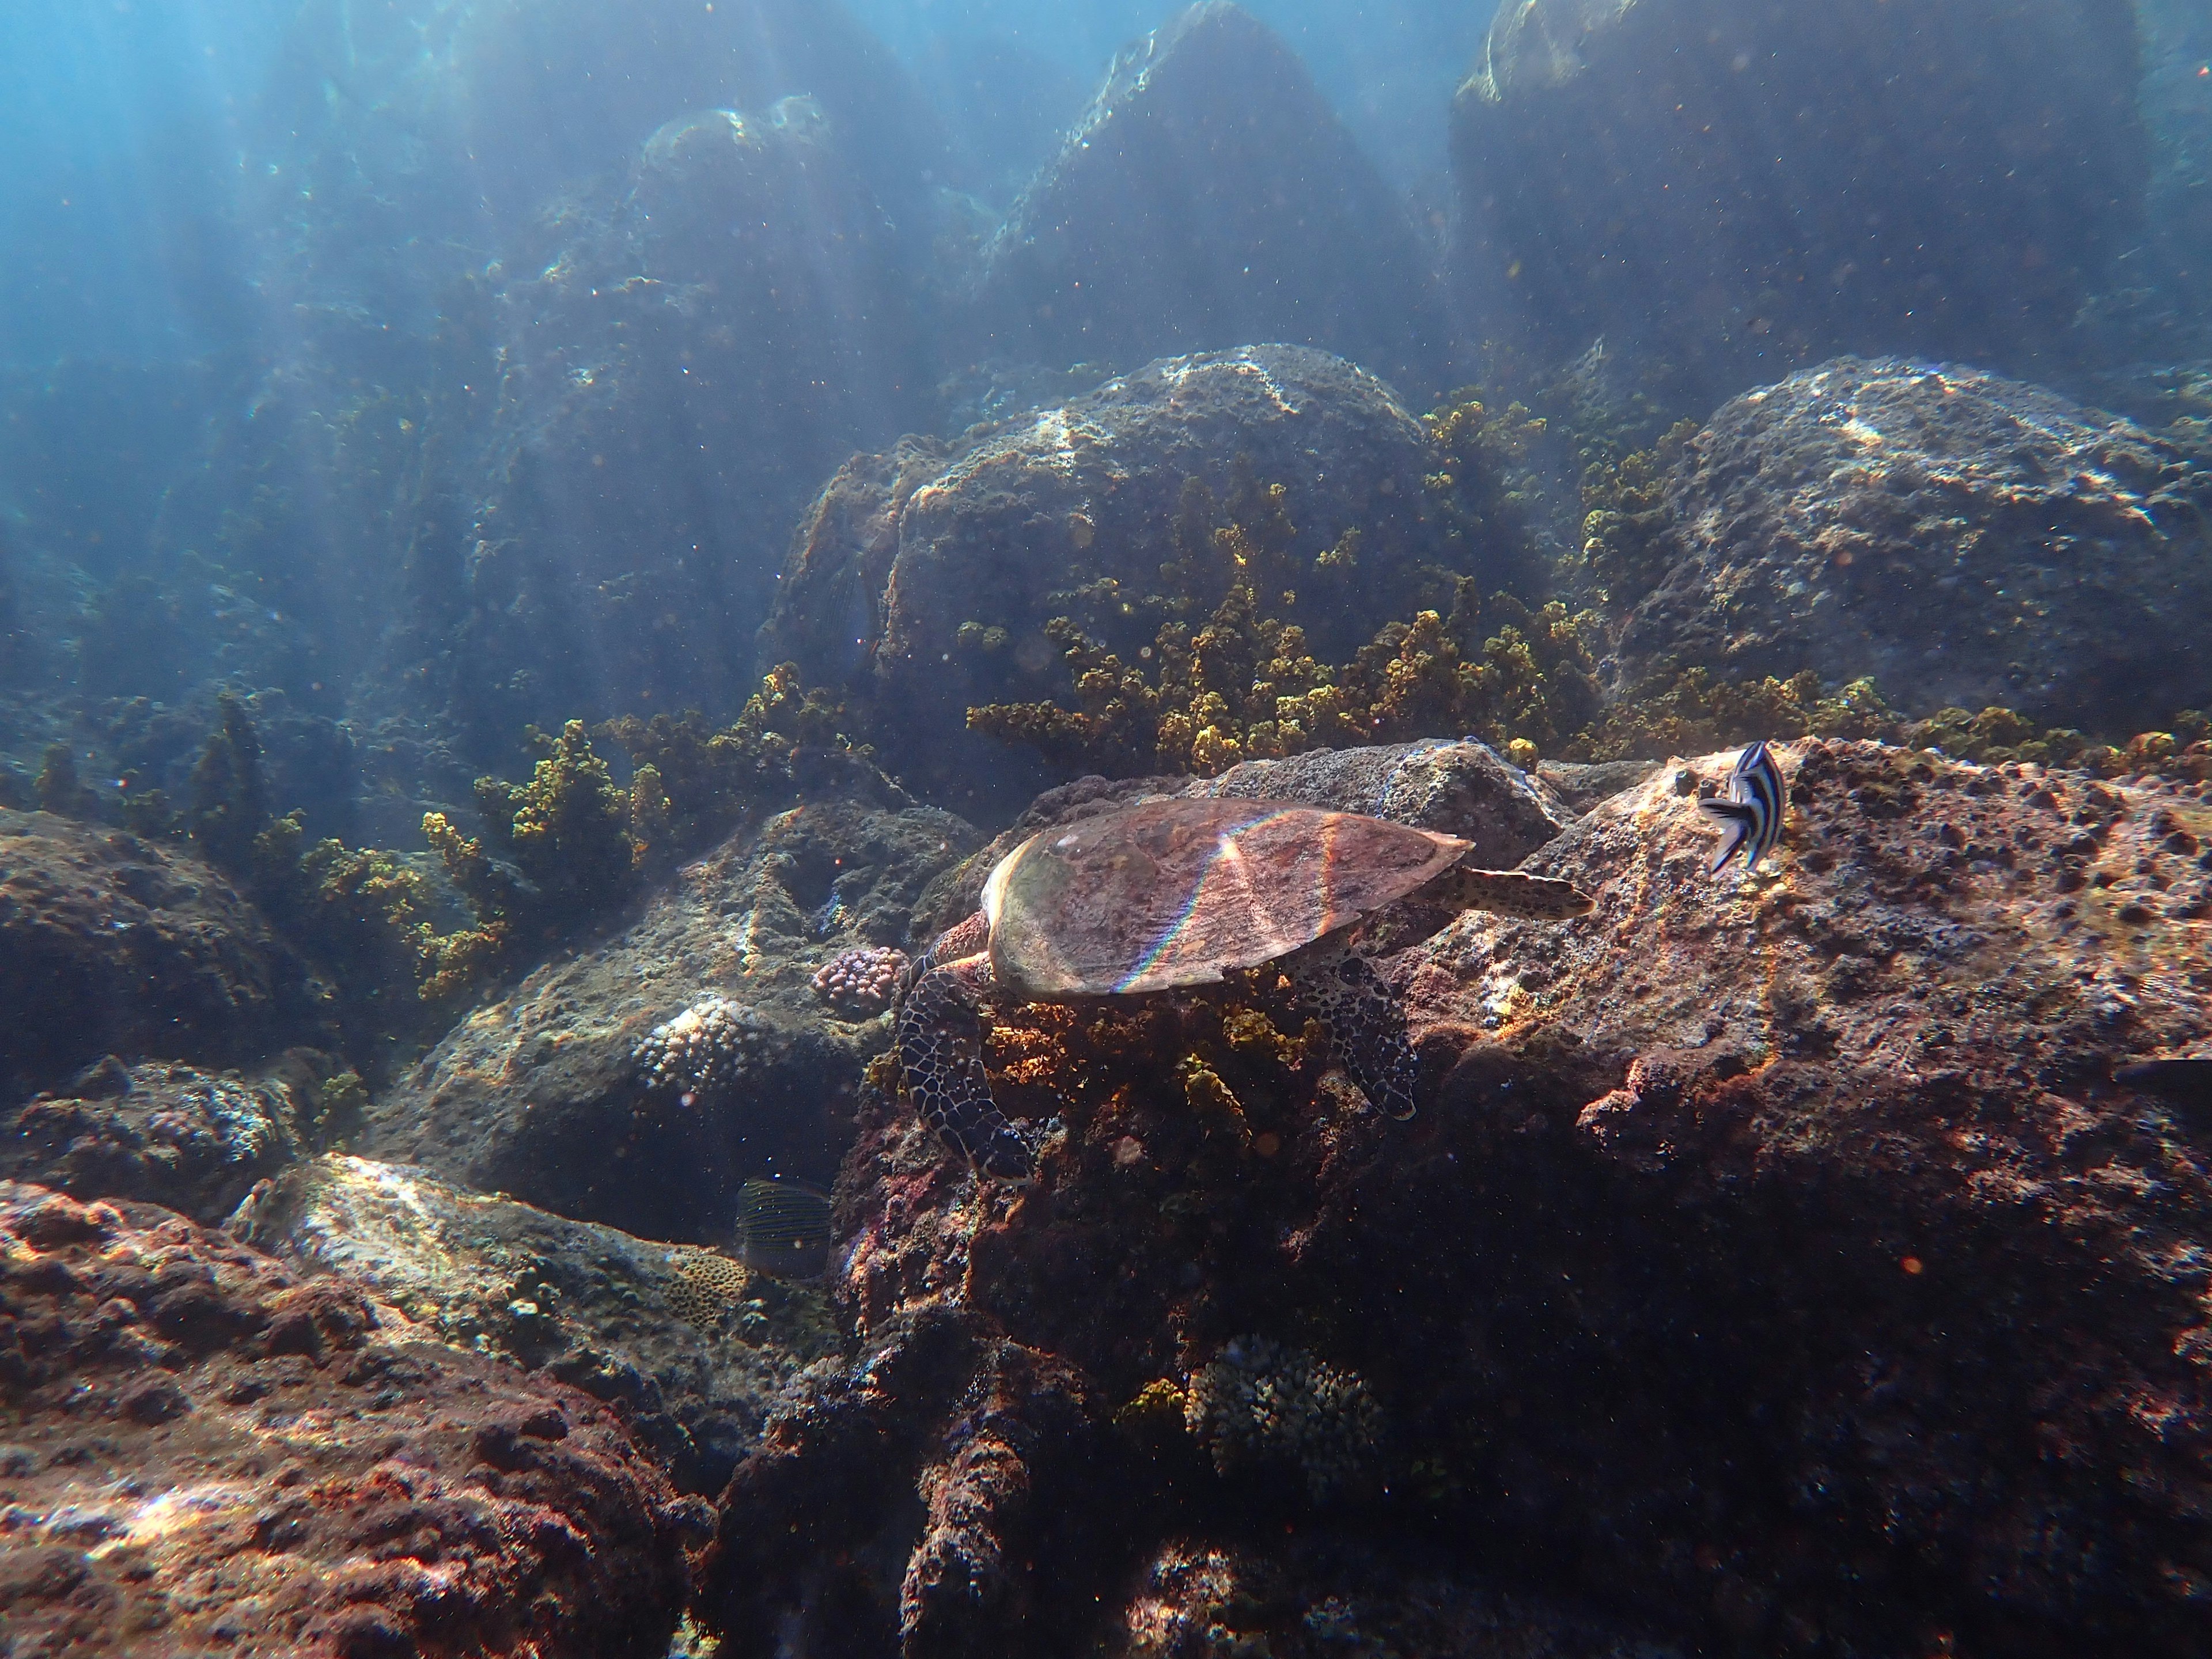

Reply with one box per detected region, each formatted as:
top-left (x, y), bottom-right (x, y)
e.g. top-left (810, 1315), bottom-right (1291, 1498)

top-left (663, 1247), bottom-right (754, 1332)
top-left (633, 994), bottom-right (772, 1100)
top-left (1181, 1336), bottom-right (1384, 1502)
top-left (811, 946), bottom-right (909, 1017)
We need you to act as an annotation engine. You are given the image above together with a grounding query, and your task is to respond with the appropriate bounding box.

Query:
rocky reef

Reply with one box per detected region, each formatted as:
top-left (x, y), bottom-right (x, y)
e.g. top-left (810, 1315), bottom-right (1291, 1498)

top-left (0, 1182), bottom-right (704, 1657)
top-left (700, 740), bottom-right (2212, 1657)
top-left (357, 772), bottom-right (979, 1241)
top-left (453, 94), bottom-right (929, 738)
top-left (1615, 357), bottom-right (2212, 726)
top-left (975, 2), bottom-right (1449, 394)
top-left (0, 1052), bottom-right (353, 1225)
top-left (234, 1153), bottom-right (838, 1498)
top-left (761, 344), bottom-right (1482, 813)
top-left (0, 807), bottom-right (313, 1097)
top-left (1453, 0), bottom-right (2149, 401)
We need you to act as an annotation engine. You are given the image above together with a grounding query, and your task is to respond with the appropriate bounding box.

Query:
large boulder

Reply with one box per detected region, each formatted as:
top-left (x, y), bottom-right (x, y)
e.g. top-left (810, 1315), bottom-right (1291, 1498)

top-left (1452, 0), bottom-right (2149, 401)
top-left (453, 96), bottom-right (929, 739)
top-left (0, 809), bottom-right (310, 1097)
top-left (973, 2), bottom-right (1450, 395)
top-left (0, 1052), bottom-right (342, 1225)
top-left (253, 0), bottom-right (945, 327)
top-left (234, 1153), bottom-right (840, 1497)
top-left (703, 740), bottom-right (2212, 1656)
top-left (1615, 357), bottom-right (2212, 729)
top-left (0, 1183), bottom-right (703, 1658)
top-left (760, 345), bottom-right (1462, 816)
top-left (358, 781), bottom-right (978, 1241)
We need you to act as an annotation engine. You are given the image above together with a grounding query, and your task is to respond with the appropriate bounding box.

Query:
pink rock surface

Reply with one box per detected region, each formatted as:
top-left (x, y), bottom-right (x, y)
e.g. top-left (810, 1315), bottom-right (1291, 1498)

top-left (0, 1183), bottom-right (706, 1658)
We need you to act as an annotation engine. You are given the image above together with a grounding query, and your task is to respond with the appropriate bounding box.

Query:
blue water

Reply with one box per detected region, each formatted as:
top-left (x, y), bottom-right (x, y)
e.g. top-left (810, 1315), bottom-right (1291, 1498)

top-left (0, 0), bottom-right (1479, 369)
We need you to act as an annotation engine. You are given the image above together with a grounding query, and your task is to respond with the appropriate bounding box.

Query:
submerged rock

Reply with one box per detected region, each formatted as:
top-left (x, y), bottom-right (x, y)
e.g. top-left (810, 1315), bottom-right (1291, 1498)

top-left (234, 1154), bottom-right (839, 1496)
top-left (1452, 0), bottom-right (2149, 399)
top-left (456, 95), bottom-right (927, 738)
top-left (762, 345), bottom-right (1460, 816)
top-left (702, 740), bottom-right (2212, 1656)
top-left (974, 1), bottom-right (1449, 393)
top-left (359, 784), bottom-right (977, 1241)
top-left (1101, 1539), bottom-right (1684, 1659)
top-left (1616, 357), bottom-right (2212, 728)
top-left (0, 809), bottom-right (309, 1097)
top-left (0, 1182), bottom-right (703, 1658)
top-left (0, 1051), bottom-right (346, 1224)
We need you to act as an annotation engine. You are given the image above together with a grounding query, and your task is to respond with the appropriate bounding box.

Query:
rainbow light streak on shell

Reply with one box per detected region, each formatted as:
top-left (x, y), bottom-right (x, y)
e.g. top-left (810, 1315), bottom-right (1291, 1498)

top-left (980, 798), bottom-right (1469, 1001)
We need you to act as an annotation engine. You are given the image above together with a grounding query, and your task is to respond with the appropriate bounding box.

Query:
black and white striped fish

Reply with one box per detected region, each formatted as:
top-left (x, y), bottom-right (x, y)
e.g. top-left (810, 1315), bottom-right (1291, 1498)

top-left (1699, 740), bottom-right (1788, 872)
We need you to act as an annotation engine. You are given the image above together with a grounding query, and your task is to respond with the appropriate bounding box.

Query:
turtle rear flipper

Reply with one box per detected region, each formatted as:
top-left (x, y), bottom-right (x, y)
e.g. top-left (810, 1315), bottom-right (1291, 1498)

top-left (1293, 945), bottom-right (1419, 1120)
top-left (895, 949), bottom-right (1032, 1179)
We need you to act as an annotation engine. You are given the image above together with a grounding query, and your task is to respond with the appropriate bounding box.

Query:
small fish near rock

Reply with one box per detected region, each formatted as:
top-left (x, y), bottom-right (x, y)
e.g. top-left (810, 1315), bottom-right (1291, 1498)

top-left (1698, 739), bottom-right (1790, 872)
top-left (893, 796), bottom-right (1592, 1177)
top-left (733, 1175), bottom-right (835, 1279)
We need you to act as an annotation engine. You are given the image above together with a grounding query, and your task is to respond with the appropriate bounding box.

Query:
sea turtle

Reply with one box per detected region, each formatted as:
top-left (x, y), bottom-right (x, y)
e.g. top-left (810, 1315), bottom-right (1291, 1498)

top-left (895, 796), bottom-right (1594, 1177)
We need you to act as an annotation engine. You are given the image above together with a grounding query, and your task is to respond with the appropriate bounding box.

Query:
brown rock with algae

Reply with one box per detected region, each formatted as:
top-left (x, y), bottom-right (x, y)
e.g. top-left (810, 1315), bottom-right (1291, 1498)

top-left (699, 740), bottom-right (2212, 1659)
top-left (0, 1182), bottom-right (704, 1658)
top-left (232, 1153), bottom-right (838, 1497)
top-left (761, 344), bottom-right (1466, 815)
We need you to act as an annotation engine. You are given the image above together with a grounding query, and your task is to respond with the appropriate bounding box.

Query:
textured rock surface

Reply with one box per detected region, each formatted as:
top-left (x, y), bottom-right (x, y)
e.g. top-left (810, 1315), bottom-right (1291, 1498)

top-left (704, 740), bottom-right (2212, 1657)
top-left (0, 809), bottom-right (308, 1096)
top-left (1099, 1539), bottom-right (1683, 1658)
top-left (762, 346), bottom-right (1464, 815)
top-left (0, 1183), bottom-right (702, 1658)
top-left (359, 783), bottom-right (978, 1241)
top-left (1618, 357), bottom-right (2212, 726)
top-left (1452, 0), bottom-right (2148, 399)
top-left (914, 737), bottom-right (1572, 943)
top-left (0, 1052), bottom-right (341, 1225)
top-left (233, 1154), bottom-right (839, 1496)
top-left (974, 2), bottom-right (1449, 394)
top-left (453, 93), bottom-right (930, 739)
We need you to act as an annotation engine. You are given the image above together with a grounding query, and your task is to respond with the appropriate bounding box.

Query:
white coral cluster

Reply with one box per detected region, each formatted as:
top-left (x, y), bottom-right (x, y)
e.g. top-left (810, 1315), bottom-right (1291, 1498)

top-left (809, 946), bottom-right (909, 1017)
top-left (1184, 1336), bottom-right (1381, 1502)
top-left (633, 995), bottom-right (769, 1099)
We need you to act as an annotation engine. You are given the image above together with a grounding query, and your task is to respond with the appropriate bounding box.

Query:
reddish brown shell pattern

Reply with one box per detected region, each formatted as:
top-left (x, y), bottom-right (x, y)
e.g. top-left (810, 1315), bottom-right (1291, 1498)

top-left (980, 797), bottom-right (1468, 999)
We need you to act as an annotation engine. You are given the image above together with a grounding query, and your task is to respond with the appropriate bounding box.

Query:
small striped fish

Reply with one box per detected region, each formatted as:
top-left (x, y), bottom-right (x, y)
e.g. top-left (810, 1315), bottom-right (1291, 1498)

top-left (734, 1177), bottom-right (834, 1280)
top-left (1699, 740), bottom-right (1788, 872)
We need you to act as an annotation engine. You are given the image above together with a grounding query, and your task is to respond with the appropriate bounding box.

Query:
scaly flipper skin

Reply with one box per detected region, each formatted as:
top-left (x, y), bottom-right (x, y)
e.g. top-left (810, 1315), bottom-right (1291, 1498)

top-left (1437, 866), bottom-right (1592, 920)
top-left (1290, 942), bottom-right (1419, 1120)
top-left (896, 912), bottom-right (1032, 1179)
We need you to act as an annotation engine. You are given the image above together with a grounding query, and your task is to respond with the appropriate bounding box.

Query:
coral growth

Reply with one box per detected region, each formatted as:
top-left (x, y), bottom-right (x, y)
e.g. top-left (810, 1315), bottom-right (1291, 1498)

top-left (971, 567), bottom-right (1609, 775)
top-left (184, 690), bottom-right (267, 876)
top-left (1571, 418), bottom-right (1698, 607)
top-left (634, 995), bottom-right (772, 1100)
top-left (1421, 386), bottom-right (1553, 577)
top-left (812, 945), bottom-right (909, 1017)
top-left (664, 1247), bottom-right (755, 1332)
top-left (1183, 1336), bottom-right (1383, 1502)
top-left (600, 662), bottom-right (858, 861)
top-left (474, 718), bottom-right (637, 926)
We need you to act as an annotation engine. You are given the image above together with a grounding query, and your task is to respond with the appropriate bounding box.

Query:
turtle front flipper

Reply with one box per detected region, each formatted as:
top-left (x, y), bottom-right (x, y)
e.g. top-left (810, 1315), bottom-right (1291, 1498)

top-left (896, 945), bottom-right (1032, 1179)
top-left (1292, 945), bottom-right (1419, 1120)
